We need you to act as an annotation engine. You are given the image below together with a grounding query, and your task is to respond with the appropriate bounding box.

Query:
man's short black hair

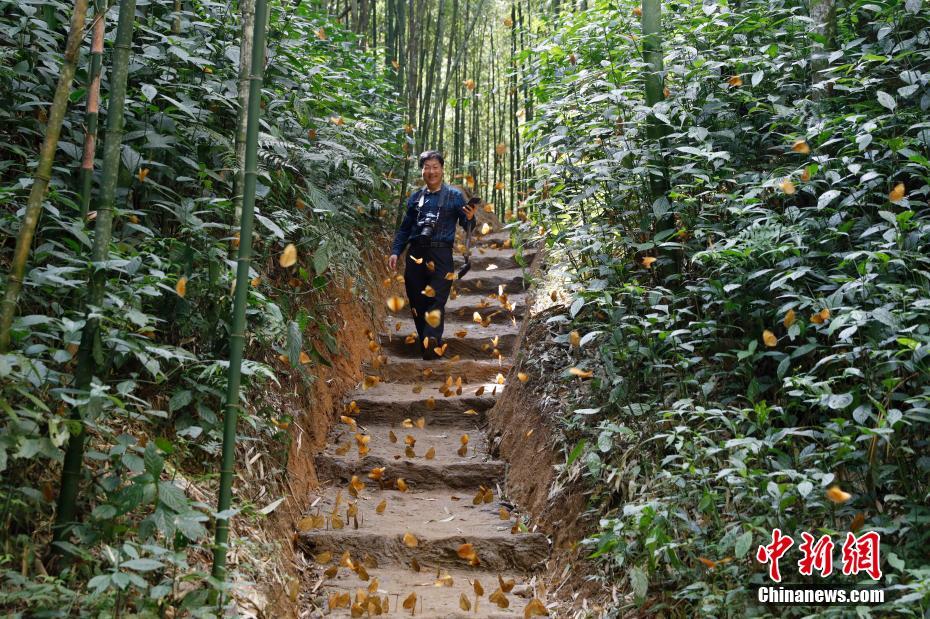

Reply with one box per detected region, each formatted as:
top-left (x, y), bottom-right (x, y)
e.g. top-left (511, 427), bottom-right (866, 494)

top-left (418, 150), bottom-right (445, 169)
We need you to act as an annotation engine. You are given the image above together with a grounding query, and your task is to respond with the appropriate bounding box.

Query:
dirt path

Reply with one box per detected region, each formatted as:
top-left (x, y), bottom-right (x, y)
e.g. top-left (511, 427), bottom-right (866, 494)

top-left (296, 222), bottom-right (549, 617)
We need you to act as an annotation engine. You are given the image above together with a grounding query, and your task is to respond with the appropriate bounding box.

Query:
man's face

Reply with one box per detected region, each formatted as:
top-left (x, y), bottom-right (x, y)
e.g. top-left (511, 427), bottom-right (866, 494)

top-left (422, 159), bottom-right (443, 188)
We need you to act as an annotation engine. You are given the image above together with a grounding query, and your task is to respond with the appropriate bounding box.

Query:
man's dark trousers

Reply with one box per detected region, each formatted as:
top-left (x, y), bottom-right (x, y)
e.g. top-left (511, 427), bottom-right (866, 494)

top-left (404, 240), bottom-right (454, 360)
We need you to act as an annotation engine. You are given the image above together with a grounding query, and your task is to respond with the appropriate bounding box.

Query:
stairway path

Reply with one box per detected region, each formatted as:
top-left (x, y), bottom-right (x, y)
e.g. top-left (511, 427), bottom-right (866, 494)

top-left (297, 226), bottom-right (548, 617)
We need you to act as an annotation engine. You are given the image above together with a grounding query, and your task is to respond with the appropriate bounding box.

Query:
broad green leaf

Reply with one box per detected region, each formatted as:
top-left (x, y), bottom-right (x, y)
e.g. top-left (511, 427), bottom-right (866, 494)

top-left (735, 531), bottom-right (753, 558)
top-left (877, 90), bottom-right (897, 111)
top-left (121, 558), bottom-right (165, 572)
top-left (629, 566), bottom-right (648, 600)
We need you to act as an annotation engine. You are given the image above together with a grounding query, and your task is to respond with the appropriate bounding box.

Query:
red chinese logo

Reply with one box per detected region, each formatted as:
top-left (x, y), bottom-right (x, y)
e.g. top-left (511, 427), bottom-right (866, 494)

top-left (756, 528), bottom-right (795, 582)
top-left (798, 532), bottom-right (834, 577)
top-left (755, 529), bottom-right (882, 581)
top-left (841, 531), bottom-right (883, 580)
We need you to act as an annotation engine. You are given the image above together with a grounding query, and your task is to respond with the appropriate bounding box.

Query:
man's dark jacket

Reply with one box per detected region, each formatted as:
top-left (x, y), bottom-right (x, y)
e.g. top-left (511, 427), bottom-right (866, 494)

top-left (391, 184), bottom-right (475, 256)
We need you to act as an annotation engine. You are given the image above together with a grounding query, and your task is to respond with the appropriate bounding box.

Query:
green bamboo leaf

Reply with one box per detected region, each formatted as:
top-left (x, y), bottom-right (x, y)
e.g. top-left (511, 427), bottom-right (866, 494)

top-left (566, 440), bottom-right (586, 466)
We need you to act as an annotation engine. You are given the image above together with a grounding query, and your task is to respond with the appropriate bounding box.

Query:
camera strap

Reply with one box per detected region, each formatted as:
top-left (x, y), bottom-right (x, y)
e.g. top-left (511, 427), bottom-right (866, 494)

top-left (417, 183), bottom-right (450, 214)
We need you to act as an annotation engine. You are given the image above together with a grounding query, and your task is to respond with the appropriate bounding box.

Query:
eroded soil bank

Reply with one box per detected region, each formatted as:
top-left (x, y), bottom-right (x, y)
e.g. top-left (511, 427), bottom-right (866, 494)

top-left (253, 239), bottom-right (393, 615)
top-left (485, 248), bottom-right (610, 615)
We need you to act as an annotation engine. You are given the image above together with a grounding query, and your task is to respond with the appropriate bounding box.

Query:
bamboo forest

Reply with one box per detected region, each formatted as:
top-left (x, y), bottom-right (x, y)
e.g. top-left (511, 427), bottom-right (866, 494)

top-left (1, 0), bottom-right (929, 615)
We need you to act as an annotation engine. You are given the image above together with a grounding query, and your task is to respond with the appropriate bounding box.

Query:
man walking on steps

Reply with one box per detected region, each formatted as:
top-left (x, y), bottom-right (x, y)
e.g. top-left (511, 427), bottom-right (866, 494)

top-left (388, 150), bottom-right (477, 360)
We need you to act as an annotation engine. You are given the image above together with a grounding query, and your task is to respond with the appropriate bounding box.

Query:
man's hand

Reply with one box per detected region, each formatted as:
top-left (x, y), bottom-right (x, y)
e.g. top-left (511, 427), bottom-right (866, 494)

top-left (388, 254), bottom-right (398, 271)
top-left (463, 202), bottom-right (477, 220)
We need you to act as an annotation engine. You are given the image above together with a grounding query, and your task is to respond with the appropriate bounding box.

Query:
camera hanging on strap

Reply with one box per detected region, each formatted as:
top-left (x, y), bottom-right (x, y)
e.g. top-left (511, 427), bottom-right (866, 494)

top-left (415, 183), bottom-right (450, 240)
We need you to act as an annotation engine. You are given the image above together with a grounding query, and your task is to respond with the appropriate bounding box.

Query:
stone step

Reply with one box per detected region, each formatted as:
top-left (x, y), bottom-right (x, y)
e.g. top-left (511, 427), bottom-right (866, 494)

top-left (313, 563), bottom-right (538, 618)
top-left (297, 488), bottom-right (549, 573)
top-left (348, 382), bottom-right (505, 426)
top-left (473, 231), bottom-right (512, 248)
top-left (316, 425), bottom-right (503, 491)
top-left (455, 268), bottom-right (528, 295)
top-left (364, 354), bottom-right (511, 383)
top-left (446, 291), bottom-right (529, 320)
top-left (463, 246), bottom-right (538, 271)
top-left (378, 317), bottom-right (517, 359)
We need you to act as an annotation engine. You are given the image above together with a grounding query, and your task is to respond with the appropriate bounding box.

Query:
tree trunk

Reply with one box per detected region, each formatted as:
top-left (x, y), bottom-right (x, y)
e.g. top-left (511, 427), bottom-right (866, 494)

top-left (53, 0), bottom-right (137, 549)
top-left (0, 0), bottom-right (90, 353)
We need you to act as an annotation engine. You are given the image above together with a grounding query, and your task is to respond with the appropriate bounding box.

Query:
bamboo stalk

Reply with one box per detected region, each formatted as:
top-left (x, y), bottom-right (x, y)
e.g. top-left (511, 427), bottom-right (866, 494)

top-left (509, 2), bottom-right (516, 214)
top-left (642, 0), bottom-right (664, 120)
top-left (231, 0), bottom-right (256, 236)
top-left (79, 3), bottom-right (107, 219)
top-left (0, 0), bottom-right (90, 352)
top-left (53, 0), bottom-right (138, 548)
top-left (172, 0), bottom-right (181, 34)
top-left (434, 0), bottom-right (457, 152)
top-left (642, 0), bottom-right (678, 273)
top-left (642, 0), bottom-right (666, 190)
top-left (417, 0), bottom-right (445, 152)
top-left (385, 0), bottom-right (394, 71)
top-left (809, 0), bottom-right (836, 99)
top-left (439, 0), bottom-right (484, 165)
top-left (211, 0), bottom-right (269, 587)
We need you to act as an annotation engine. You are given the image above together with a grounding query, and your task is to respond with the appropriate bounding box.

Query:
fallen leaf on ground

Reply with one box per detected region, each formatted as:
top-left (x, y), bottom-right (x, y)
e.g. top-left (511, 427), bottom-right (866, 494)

top-left (402, 532), bottom-right (418, 547)
top-left (490, 588), bottom-right (510, 608)
top-left (458, 543), bottom-right (479, 564)
top-left (524, 598), bottom-right (549, 617)
top-left (499, 575), bottom-right (515, 592)
top-left (402, 592), bottom-right (417, 611)
top-left (315, 551), bottom-right (332, 564)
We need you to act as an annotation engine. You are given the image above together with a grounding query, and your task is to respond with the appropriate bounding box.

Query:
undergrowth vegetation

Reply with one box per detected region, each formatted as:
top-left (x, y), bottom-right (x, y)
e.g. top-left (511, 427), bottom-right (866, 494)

top-left (0, 0), bottom-right (399, 614)
top-left (524, 0), bottom-right (930, 615)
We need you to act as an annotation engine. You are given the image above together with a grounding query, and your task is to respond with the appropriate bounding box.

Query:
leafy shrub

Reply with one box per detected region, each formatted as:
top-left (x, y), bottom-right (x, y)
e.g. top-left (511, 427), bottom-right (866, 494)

top-left (0, 0), bottom-right (400, 614)
top-left (524, 0), bottom-right (930, 615)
